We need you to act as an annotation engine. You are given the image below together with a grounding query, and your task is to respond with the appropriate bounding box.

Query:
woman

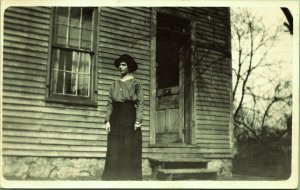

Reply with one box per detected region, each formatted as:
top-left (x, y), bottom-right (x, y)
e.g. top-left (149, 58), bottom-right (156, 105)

top-left (102, 54), bottom-right (144, 181)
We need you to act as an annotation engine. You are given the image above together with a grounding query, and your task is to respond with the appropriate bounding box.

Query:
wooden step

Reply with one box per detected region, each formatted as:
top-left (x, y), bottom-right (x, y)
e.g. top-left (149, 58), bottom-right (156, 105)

top-left (156, 168), bottom-right (218, 180)
top-left (148, 157), bottom-right (211, 163)
top-left (148, 157), bottom-right (210, 169)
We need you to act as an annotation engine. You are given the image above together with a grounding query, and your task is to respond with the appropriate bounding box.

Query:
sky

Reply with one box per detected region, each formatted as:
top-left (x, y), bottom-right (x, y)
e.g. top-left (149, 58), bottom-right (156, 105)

top-left (232, 7), bottom-right (293, 83)
top-left (259, 8), bottom-right (293, 80)
top-left (231, 7), bottom-right (294, 92)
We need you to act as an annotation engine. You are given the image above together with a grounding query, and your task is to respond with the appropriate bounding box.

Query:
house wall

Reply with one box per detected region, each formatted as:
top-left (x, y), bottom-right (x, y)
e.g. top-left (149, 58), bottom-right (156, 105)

top-left (2, 7), bottom-right (232, 180)
top-left (194, 8), bottom-right (232, 152)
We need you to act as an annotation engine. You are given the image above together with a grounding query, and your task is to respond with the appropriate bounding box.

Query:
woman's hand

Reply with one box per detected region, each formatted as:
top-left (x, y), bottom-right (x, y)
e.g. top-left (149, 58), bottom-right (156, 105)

top-left (106, 122), bottom-right (111, 133)
top-left (134, 121), bottom-right (141, 130)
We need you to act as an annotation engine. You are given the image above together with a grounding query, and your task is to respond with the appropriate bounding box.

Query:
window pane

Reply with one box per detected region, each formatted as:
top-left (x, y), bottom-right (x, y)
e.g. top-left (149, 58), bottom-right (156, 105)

top-left (71, 52), bottom-right (79, 72)
top-left (84, 54), bottom-right (91, 74)
top-left (51, 49), bottom-right (60, 70)
top-left (65, 72), bottom-right (78, 95)
top-left (64, 52), bottom-right (79, 95)
top-left (78, 53), bottom-right (84, 73)
top-left (69, 27), bottom-right (80, 48)
top-left (65, 72), bottom-right (72, 94)
top-left (51, 70), bottom-right (58, 93)
top-left (78, 53), bottom-right (91, 74)
top-left (55, 25), bottom-right (67, 46)
top-left (78, 74), bottom-right (89, 96)
top-left (51, 49), bottom-right (59, 93)
top-left (63, 50), bottom-right (73, 94)
top-left (56, 7), bottom-right (68, 25)
top-left (84, 75), bottom-right (90, 96)
top-left (71, 73), bottom-right (78, 95)
top-left (77, 53), bottom-right (91, 97)
top-left (79, 53), bottom-right (91, 74)
top-left (72, 52), bottom-right (79, 95)
top-left (60, 50), bottom-right (72, 71)
top-left (54, 7), bottom-right (68, 46)
top-left (56, 51), bottom-right (68, 93)
top-left (53, 50), bottom-right (71, 94)
top-left (55, 71), bottom-right (64, 93)
top-left (82, 8), bottom-right (93, 29)
top-left (81, 29), bottom-right (92, 50)
top-left (70, 7), bottom-right (81, 27)
top-left (65, 50), bottom-right (74, 72)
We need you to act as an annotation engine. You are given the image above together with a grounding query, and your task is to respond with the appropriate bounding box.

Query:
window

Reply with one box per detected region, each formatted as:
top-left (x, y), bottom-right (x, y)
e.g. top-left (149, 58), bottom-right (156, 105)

top-left (47, 7), bottom-right (98, 106)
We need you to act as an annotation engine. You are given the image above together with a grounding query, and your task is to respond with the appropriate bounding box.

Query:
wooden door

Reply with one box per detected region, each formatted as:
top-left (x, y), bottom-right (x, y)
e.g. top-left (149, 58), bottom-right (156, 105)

top-left (155, 46), bottom-right (192, 144)
top-left (155, 12), bottom-right (191, 145)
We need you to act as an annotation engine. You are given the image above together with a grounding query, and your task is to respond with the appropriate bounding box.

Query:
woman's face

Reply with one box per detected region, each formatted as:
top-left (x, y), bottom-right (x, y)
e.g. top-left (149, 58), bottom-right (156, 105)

top-left (119, 62), bottom-right (129, 75)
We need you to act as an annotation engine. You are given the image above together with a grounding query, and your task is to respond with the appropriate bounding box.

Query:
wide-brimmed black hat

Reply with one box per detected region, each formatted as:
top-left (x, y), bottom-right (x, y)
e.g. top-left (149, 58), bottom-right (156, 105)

top-left (114, 54), bottom-right (138, 72)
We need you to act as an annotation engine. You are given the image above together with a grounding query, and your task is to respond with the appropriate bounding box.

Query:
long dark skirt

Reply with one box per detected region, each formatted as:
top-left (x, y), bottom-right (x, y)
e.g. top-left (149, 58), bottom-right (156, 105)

top-left (102, 101), bottom-right (142, 181)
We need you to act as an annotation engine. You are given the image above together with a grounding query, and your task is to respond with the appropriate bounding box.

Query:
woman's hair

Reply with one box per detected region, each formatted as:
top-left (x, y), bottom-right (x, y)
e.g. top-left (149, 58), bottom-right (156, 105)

top-left (114, 54), bottom-right (138, 72)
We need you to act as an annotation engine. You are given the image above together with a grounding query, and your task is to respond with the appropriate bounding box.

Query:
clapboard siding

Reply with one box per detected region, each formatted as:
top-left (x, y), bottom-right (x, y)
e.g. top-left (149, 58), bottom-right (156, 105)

top-left (2, 7), bottom-right (104, 157)
top-left (3, 150), bottom-right (107, 157)
top-left (3, 53), bottom-right (48, 66)
top-left (194, 8), bottom-right (231, 150)
top-left (2, 7), bottom-right (232, 159)
top-left (3, 136), bottom-right (106, 146)
top-left (3, 122), bottom-right (103, 133)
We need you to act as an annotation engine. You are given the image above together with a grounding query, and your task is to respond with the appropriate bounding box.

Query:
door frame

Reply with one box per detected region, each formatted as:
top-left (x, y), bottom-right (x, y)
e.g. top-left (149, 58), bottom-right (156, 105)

top-left (149, 8), bottom-right (196, 146)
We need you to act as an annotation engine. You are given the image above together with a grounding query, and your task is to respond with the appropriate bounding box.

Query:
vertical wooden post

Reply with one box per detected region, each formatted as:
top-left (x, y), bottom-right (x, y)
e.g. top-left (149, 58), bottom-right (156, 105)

top-left (92, 7), bottom-right (100, 104)
top-left (227, 8), bottom-right (234, 154)
top-left (45, 8), bottom-right (54, 98)
top-left (149, 8), bottom-right (157, 145)
top-left (190, 20), bottom-right (197, 145)
top-left (179, 47), bottom-right (185, 143)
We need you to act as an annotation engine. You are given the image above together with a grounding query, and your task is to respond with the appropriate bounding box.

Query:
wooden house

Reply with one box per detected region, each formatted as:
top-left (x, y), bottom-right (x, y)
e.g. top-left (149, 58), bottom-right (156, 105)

top-left (2, 6), bottom-right (233, 180)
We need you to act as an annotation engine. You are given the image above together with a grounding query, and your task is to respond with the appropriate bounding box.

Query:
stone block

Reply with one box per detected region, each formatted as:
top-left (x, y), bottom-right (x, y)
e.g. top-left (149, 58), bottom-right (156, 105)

top-left (142, 159), bottom-right (152, 177)
top-left (3, 156), bottom-right (105, 180)
top-left (207, 159), bottom-right (232, 177)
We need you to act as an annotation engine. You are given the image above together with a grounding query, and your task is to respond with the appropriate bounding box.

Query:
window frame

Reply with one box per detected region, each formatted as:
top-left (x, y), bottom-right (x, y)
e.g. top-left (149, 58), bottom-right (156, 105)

top-left (46, 7), bottom-right (99, 107)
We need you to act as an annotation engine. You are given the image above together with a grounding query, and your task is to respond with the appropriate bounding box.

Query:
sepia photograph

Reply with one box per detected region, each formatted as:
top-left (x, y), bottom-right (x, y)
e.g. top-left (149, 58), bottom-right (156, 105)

top-left (0, 0), bottom-right (298, 189)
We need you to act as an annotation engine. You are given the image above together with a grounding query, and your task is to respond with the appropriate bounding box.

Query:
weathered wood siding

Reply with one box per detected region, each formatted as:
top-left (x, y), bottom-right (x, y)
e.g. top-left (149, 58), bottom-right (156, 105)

top-left (193, 8), bottom-right (232, 154)
top-left (3, 7), bottom-right (104, 157)
top-left (2, 7), bottom-right (232, 159)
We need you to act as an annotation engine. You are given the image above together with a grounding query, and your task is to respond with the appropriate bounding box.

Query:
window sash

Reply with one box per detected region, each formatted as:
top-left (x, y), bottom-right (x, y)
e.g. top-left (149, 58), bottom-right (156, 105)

top-left (53, 7), bottom-right (95, 51)
top-left (51, 49), bottom-right (92, 97)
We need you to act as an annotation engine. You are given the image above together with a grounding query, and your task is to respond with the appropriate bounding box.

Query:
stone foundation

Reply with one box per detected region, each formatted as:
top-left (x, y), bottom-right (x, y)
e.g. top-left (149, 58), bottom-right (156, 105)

top-left (207, 159), bottom-right (232, 177)
top-left (3, 156), bottom-right (152, 180)
top-left (3, 156), bottom-right (231, 180)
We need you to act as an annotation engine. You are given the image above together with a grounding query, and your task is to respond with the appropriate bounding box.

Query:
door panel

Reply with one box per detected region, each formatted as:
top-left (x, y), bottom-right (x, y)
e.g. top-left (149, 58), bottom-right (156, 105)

top-left (156, 110), bottom-right (166, 134)
top-left (169, 108), bottom-right (179, 132)
top-left (156, 87), bottom-right (181, 144)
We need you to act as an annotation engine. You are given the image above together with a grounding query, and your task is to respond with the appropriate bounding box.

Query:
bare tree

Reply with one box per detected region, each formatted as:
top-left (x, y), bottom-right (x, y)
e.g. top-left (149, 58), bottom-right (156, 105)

top-left (230, 8), bottom-right (292, 138)
top-left (235, 80), bottom-right (292, 141)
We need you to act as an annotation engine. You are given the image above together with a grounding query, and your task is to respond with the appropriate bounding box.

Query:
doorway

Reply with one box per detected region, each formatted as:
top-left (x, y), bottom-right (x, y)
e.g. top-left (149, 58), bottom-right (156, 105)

top-left (155, 13), bottom-right (192, 145)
